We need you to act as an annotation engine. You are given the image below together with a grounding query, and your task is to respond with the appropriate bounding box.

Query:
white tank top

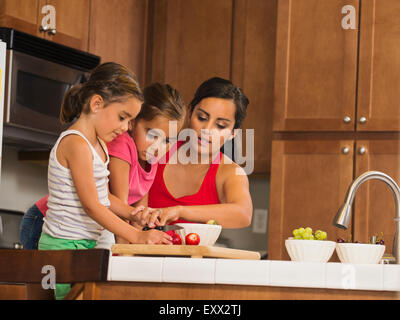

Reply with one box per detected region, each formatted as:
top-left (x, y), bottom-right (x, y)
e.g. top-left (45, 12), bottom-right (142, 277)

top-left (42, 129), bottom-right (111, 240)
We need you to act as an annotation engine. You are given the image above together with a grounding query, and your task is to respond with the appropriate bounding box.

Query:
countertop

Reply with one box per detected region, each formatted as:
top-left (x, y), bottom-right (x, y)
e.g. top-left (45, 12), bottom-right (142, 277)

top-left (108, 255), bottom-right (400, 292)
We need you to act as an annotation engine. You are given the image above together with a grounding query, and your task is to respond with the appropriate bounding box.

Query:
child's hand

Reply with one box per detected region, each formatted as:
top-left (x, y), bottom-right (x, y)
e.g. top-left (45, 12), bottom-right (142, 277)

top-left (158, 206), bottom-right (181, 225)
top-left (137, 229), bottom-right (172, 244)
top-left (130, 206), bottom-right (161, 228)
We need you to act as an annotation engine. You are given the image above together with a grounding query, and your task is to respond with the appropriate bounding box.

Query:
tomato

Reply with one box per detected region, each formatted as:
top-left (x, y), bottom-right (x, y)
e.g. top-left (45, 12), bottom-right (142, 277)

top-left (165, 230), bottom-right (182, 245)
top-left (185, 233), bottom-right (200, 245)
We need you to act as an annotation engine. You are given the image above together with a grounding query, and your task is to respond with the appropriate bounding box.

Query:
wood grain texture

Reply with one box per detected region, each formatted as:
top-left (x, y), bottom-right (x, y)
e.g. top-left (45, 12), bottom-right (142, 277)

top-left (273, 0), bottom-right (359, 131)
top-left (111, 244), bottom-right (261, 260)
top-left (268, 140), bottom-right (353, 260)
top-left (80, 281), bottom-right (400, 300)
top-left (89, 0), bottom-right (149, 84)
top-left (357, 0), bottom-right (400, 131)
top-left (45, 0), bottom-right (90, 51)
top-left (0, 249), bottom-right (109, 283)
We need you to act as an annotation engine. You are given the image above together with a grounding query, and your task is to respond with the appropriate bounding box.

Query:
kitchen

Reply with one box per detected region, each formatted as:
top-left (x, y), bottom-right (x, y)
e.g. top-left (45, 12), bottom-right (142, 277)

top-left (0, 0), bottom-right (399, 302)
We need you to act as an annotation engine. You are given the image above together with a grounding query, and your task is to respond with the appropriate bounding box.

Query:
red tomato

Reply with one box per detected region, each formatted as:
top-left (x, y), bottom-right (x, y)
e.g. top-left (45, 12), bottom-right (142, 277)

top-left (165, 230), bottom-right (182, 245)
top-left (185, 233), bottom-right (200, 245)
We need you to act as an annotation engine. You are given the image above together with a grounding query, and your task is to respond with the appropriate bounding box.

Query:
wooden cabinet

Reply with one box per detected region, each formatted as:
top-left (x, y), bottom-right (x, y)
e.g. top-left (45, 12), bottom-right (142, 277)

top-left (0, 0), bottom-right (89, 51)
top-left (273, 0), bottom-right (359, 132)
top-left (44, 0), bottom-right (90, 51)
top-left (268, 140), bottom-right (353, 260)
top-left (353, 140), bottom-right (400, 252)
top-left (274, 0), bottom-right (400, 132)
top-left (268, 138), bottom-right (400, 260)
top-left (88, 0), bottom-right (149, 85)
top-left (357, 0), bottom-right (400, 131)
top-left (148, 0), bottom-right (277, 174)
top-left (269, 0), bottom-right (400, 260)
top-left (148, 0), bottom-right (233, 104)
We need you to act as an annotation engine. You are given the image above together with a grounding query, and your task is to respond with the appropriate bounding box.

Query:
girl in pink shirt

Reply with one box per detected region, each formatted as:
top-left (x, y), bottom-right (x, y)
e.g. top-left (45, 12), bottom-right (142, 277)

top-left (20, 83), bottom-right (186, 249)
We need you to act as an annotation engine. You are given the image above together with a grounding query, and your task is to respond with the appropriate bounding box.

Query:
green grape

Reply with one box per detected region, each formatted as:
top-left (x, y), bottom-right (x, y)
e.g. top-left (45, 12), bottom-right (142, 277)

top-left (294, 235), bottom-right (302, 240)
top-left (305, 227), bottom-right (313, 234)
top-left (297, 227), bottom-right (305, 235)
top-left (292, 229), bottom-right (299, 237)
top-left (319, 231), bottom-right (327, 240)
top-left (302, 233), bottom-right (312, 240)
top-left (315, 230), bottom-right (322, 235)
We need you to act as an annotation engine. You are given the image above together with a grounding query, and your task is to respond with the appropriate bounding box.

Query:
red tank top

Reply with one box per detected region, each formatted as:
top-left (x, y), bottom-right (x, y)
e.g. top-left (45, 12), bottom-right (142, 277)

top-left (148, 141), bottom-right (221, 224)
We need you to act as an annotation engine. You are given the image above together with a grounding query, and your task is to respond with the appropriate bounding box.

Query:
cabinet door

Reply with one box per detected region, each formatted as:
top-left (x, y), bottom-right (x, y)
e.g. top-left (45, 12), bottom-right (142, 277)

top-left (273, 0), bottom-right (359, 131)
top-left (0, 0), bottom-right (41, 37)
top-left (89, 0), bottom-right (149, 85)
top-left (149, 0), bottom-right (233, 104)
top-left (354, 140), bottom-right (400, 255)
top-left (231, 0), bottom-right (277, 174)
top-left (44, 0), bottom-right (90, 51)
top-left (268, 140), bottom-right (353, 260)
top-left (357, 0), bottom-right (400, 131)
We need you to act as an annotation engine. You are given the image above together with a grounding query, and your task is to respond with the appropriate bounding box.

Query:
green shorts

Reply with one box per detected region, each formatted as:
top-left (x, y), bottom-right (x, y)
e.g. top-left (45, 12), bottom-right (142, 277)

top-left (38, 233), bottom-right (97, 300)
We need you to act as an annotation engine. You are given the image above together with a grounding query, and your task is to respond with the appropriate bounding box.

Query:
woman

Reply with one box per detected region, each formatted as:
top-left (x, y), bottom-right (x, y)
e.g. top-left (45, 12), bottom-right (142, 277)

top-left (148, 77), bottom-right (253, 228)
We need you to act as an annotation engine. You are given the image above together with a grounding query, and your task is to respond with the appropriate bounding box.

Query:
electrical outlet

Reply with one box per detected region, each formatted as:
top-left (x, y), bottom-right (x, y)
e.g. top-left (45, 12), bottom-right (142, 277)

top-left (252, 209), bottom-right (268, 234)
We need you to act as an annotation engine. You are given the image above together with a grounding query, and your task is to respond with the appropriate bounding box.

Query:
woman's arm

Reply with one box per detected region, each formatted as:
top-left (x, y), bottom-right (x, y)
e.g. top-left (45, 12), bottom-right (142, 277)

top-left (61, 135), bottom-right (170, 244)
top-left (159, 165), bottom-right (253, 228)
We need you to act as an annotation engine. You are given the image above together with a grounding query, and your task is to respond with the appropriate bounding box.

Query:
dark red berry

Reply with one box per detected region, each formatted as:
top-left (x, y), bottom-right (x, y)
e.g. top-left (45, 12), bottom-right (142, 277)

top-left (337, 238), bottom-right (345, 243)
top-left (377, 240), bottom-right (385, 245)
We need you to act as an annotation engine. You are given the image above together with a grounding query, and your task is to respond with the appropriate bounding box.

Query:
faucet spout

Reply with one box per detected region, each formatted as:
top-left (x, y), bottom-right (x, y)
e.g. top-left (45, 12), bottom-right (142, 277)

top-left (333, 171), bottom-right (400, 264)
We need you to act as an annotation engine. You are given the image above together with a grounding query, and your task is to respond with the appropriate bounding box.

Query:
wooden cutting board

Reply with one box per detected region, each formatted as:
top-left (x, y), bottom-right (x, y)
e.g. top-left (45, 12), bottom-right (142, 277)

top-left (111, 244), bottom-right (261, 260)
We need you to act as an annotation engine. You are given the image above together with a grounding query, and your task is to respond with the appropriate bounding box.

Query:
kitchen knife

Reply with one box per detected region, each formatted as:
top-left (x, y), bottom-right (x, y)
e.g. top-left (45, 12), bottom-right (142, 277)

top-left (142, 224), bottom-right (184, 232)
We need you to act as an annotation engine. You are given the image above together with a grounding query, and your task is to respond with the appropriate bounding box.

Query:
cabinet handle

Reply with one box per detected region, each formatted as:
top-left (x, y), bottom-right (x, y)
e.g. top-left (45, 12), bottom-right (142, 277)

top-left (343, 116), bottom-right (351, 124)
top-left (342, 147), bottom-right (350, 155)
top-left (48, 29), bottom-right (57, 35)
top-left (39, 25), bottom-right (48, 32)
top-left (358, 147), bottom-right (366, 155)
top-left (359, 117), bottom-right (367, 124)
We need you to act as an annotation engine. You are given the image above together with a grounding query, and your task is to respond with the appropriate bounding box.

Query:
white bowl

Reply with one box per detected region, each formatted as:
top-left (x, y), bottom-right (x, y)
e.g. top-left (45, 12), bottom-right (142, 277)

top-left (285, 239), bottom-right (336, 263)
top-left (175, 223), bottom-right (222, 246)
top-left (336, 242), bottom-right (385, 264)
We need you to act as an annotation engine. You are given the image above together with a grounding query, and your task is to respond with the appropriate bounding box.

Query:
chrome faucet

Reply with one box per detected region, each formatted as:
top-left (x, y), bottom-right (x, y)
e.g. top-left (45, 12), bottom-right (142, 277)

top-left (333, 171), bottom-right (400, 264)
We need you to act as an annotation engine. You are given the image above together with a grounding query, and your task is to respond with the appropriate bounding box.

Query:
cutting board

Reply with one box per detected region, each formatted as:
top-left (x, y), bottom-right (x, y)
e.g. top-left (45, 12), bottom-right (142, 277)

top-left (111, 244), bottom-right (261, 260)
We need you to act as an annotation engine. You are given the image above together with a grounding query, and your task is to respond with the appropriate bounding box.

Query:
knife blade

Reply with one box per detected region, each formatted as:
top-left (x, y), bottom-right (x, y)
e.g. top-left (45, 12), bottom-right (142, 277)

top-left (142, 224), bottom-right (184, 232)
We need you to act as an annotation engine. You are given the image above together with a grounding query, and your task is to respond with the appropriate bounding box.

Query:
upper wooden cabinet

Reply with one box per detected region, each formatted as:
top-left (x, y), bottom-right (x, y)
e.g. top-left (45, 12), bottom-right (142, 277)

top-left (88, 0), bottom-right (149, 85)
top-left (273, 0), bottom-right (359, 132)
top-left (357, 0), bottom-right (400, 131)
top-left (0, 0), bottom-right (89, 51)
top-left (44, 0), bottom-right (90, 51)
top-left (148, 0), bottom-right (233, 104)
top-left (274, 0), bottom-right (400, 132)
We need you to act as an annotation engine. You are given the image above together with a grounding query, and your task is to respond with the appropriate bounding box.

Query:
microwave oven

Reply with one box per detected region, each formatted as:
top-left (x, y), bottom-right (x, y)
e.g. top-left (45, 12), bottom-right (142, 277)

top-left (0, 28), bottom-right (100, 149)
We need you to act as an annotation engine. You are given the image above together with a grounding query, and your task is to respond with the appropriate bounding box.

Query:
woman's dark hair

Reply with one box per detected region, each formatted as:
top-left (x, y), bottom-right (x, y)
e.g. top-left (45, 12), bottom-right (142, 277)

top-left (135, 83), bottom-right (185, 122)
top-left (60, 62), bottom-right (143, 124)
top-left (189, 77), bottom-right (249, 129)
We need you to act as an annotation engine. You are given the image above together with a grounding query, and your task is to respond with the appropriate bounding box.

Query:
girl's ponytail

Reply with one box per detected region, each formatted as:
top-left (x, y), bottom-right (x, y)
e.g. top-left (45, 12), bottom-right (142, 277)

top-left (60, 83), bottom-right (84, 124)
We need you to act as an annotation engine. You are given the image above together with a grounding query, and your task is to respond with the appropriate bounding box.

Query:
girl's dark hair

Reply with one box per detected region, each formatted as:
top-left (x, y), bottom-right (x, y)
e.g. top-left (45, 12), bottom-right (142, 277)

top-left (189, 77), bottom-right (249, 129)
top-left (60, 62), bottom-right (143, 124)
top-left (135, 83), bottom-right (185, 122)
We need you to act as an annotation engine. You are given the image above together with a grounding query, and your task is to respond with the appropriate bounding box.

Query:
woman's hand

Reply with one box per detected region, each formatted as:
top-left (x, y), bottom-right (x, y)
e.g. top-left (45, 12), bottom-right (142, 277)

top-left (130, 206), bottom-right (162, 228)
top-left (158, 206), bottom-right (181, 225)
top-left (136, 229), bottom-right (172, 244)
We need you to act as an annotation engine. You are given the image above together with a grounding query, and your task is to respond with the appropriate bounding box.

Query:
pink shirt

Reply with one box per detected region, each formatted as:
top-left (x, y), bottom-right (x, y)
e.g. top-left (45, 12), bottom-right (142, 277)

top-left (36, 195), bottom-right (49, 216)
top-left (107, 132), bottom-right (158, 205)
